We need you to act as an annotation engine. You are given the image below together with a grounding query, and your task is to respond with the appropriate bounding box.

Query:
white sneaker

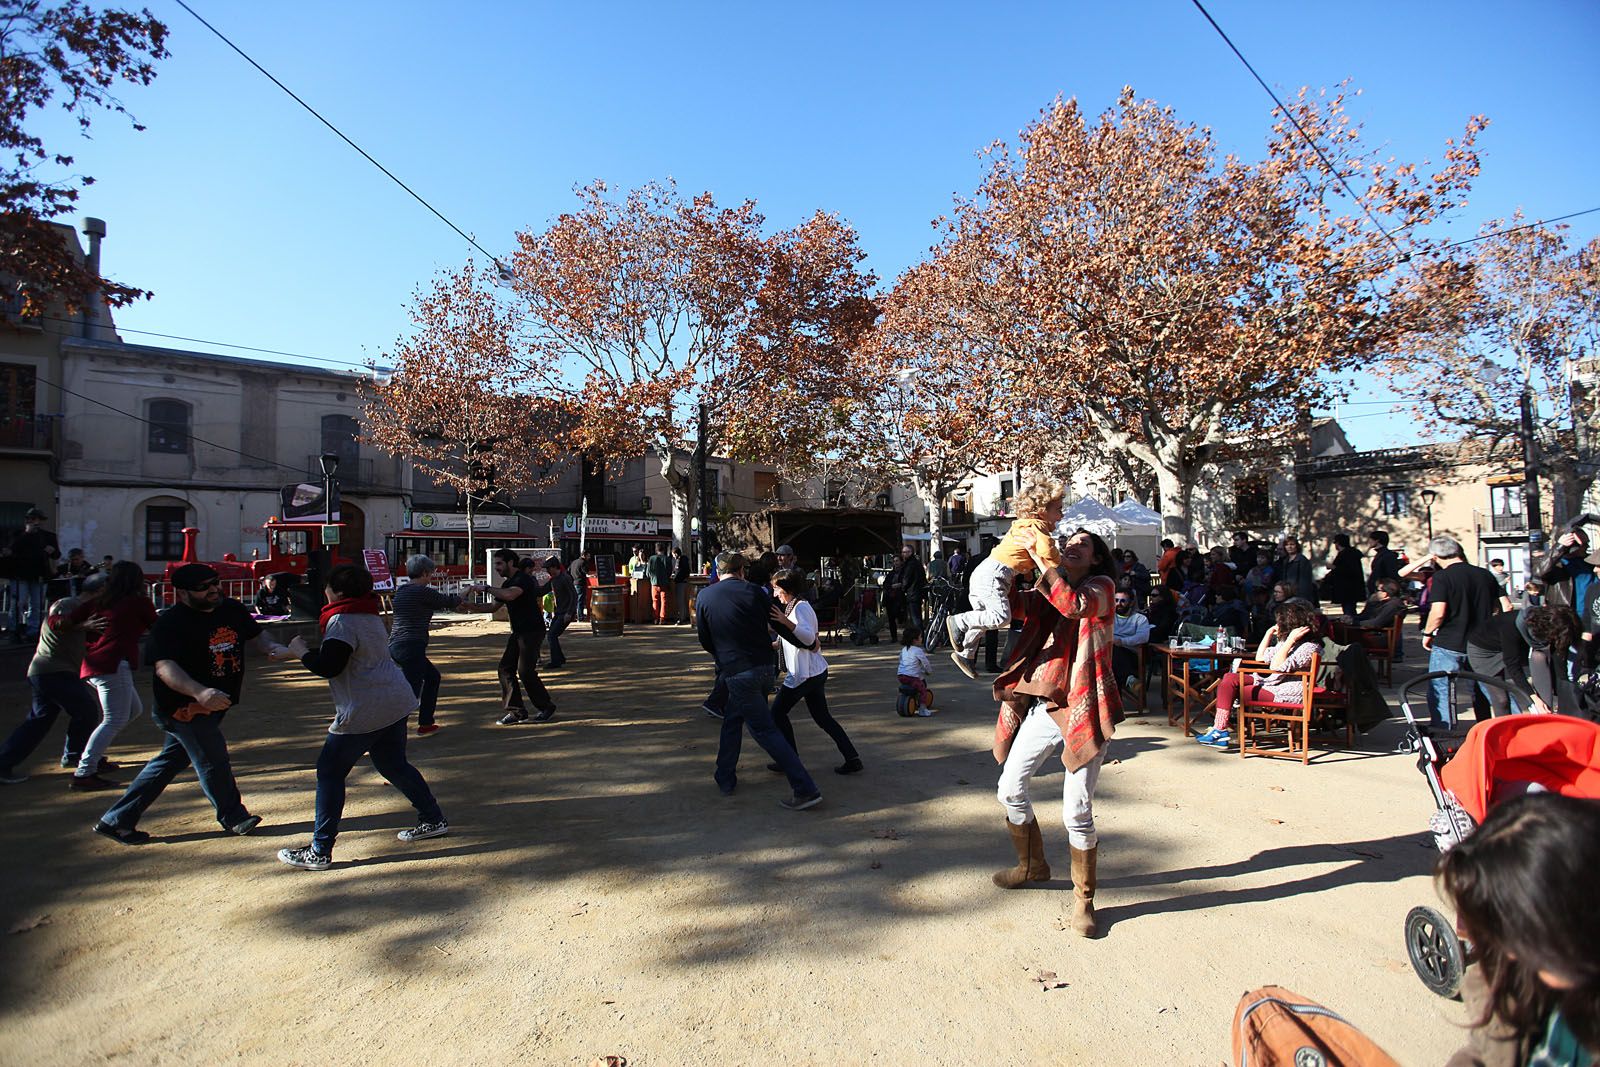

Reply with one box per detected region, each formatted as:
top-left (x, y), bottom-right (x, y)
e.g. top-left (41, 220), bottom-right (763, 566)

top-left (949, 651), bottom-right (978, 680)
top-left (915, 707), bottom-right (938, 717)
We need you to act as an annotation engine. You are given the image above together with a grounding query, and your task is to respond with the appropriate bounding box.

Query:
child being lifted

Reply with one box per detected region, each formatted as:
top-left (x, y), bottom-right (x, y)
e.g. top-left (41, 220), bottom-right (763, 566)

top-left (946, 480), bottom-right (1065, 680)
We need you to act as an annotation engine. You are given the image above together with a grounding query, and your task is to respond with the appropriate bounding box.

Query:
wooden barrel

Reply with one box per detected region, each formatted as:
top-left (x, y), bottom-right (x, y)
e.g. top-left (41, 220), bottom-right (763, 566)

top-left (589, 583), bottom-right (626, 636)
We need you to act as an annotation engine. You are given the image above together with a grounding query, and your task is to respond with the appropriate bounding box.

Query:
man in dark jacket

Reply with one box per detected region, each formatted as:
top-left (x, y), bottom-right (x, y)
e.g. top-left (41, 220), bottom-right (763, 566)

top-left (567, 550), bottom-right (592, 619)
top-left (9, 507), bottom-right (59, 641)
top-left (543, 556), bottom-right (577, 669)
top-left (1366, 530), bottom-right (1401, 595)
top-left (887, 543), bottom-right (927, 643)
top-left (696, 551), bottom-right (820, 810)
top-left (671, 546), bottom-right (691, 623)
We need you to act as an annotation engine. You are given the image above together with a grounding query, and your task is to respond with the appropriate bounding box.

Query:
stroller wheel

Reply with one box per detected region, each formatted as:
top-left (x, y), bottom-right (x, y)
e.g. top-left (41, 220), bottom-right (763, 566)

top-left (1404, 905), bottom-right (1465, 998)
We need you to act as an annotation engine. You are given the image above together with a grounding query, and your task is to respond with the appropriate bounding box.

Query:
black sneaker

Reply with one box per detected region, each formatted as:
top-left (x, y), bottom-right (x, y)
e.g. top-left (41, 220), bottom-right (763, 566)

top-left (92, 821), bottom-right (150, 845)
top-left (765, 761), bottom-right (785, 774)
top-left (530, 708), bottom-right (557, 723)
top-left (702, 704), bottom-right (724, 719)
top-left (0, 768), bottom-right (25, 785)
top-left (835, 758), bottom-right (864, 775)
top-left (68, 773), bottom-right (119, 792)
top-left (227, 815), bottom-right (262, 835)
top-left (780, 792), bottom-right (823, 811)
top-left (277, 846), bottom-right (332, 871)
top-left (497, 711), bottom-right (529, 726)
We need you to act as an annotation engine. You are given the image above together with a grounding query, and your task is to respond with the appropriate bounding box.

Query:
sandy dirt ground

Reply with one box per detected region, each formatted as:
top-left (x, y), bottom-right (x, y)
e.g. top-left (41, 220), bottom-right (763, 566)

top-left (0, 616), bottom-right (1467, 1066)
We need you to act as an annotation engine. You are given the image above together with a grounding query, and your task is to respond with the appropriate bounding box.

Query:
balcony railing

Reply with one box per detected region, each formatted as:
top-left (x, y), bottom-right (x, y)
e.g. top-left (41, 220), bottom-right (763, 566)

top-left (1294, 446), bottom-right (1435, 479)
top-left (1227, 501), bottom-right (1282, 527)
top-left (306, 455), bottom-right (377, 489)
top-left (0, 413), bottom-right (54, 451)
top-left (1489, 512), bottom-right (1527, 533)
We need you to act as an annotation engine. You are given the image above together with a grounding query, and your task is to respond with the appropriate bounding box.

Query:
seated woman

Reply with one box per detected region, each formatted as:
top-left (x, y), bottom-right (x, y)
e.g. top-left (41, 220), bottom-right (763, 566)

top-left (1440, 792), bottom-right (1599, 1067)
top-left (1241, 550), bottom-right (1275, 598)
top-left (1466, 605), bottom-right (1580, 716)
top-left (1196, 600), bottom-right (1320, 750)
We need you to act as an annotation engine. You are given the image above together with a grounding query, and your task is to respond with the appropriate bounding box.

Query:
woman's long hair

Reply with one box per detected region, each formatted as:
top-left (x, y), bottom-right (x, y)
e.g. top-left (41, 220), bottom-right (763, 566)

top-left (1438, 793), bottom-right (1600, 1051)
top-left (1272, 601), bottom-right (1319, 644)
top-left (91, 561), bottom-right (146, 608)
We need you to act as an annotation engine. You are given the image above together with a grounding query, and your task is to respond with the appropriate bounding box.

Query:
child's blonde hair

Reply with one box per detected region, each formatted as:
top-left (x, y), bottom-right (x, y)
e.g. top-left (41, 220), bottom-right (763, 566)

top-left (1013, 479), bottom-right (1065, 520)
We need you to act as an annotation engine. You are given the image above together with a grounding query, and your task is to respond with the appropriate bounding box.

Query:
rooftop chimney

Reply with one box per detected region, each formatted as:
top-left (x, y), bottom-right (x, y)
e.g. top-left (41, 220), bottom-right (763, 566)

top-left (81, 217), bottom-right (106, 339)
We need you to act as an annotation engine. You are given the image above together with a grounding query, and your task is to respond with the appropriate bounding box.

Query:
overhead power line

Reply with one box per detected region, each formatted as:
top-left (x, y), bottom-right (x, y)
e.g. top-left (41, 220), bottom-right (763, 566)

top-left (173, 0), bottom-right (506, 273)
top-left (41, 315), bottom-right (380, 371)
top-left (1187, 0), bottom-right (1411, 263)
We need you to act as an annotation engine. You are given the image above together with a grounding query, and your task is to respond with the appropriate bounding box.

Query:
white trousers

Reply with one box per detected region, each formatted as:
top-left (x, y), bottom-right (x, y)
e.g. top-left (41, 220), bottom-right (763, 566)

top-left (954, 557), bottom-right (1013, 658)
top-left (996, 700), bottom-right (1105, 850)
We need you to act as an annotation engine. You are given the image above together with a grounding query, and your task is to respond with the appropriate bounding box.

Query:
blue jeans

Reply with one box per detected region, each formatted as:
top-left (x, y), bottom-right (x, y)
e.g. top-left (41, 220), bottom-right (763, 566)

top-left (0, 672), bottom-right (99, 772)
top-left (10, 578), bottom-right (46, 636)
top-left (714, 666), bottom-right (817, 797)
top-left (101, 710), bottom-right (249, 831)
top-left (312, 716), bottom-right (442, 856)
top-left (389, 640), bottom-right (441, 727)
top-left (546, 613), bottom-right (573, 667)
top-left (1427, 646), bottom-right (1471, 728)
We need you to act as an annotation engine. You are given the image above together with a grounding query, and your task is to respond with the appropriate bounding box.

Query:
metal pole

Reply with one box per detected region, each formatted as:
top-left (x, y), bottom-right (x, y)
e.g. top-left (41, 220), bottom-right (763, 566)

top-left (1521, 384), bottom-right (1545, 558)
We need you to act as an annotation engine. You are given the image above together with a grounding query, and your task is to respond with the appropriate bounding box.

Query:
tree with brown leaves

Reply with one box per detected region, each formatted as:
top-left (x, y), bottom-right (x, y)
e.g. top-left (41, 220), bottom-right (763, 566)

top-left (507, 180), bottom-right (876, 551)
top-left (1, 1), bottom-right (168, 312)
top-left (936, 87), bottom-right (1485, 536)
top-left (362, 264), bottom-right (570, 579)
top-left (1391, 219), bottom-right (1600, 525)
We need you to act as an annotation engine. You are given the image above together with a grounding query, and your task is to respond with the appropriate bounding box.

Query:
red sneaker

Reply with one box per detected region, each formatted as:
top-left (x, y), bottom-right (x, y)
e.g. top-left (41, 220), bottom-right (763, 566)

top-left (417, 724), bottom-right (441, 736)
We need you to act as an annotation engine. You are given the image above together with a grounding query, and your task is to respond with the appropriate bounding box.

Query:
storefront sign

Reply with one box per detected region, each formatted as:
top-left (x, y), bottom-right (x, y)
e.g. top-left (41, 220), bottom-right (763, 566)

top-left (561, 514), bottom-right (660, 537)
top-left (408, 511), bottom-right (520, 533)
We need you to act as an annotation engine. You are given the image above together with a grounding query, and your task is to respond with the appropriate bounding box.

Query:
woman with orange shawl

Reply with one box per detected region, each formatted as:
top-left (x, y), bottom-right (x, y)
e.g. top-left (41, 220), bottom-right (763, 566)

top-left (990, 528), bottom-right (1122, 938)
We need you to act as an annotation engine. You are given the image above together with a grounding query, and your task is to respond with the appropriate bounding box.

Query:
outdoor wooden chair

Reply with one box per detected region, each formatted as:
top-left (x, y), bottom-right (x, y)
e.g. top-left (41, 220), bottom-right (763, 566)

top-left (1331, 612), bottom-right (1405, 685)
top-left (1236, 652), bottom-right (1322, 765)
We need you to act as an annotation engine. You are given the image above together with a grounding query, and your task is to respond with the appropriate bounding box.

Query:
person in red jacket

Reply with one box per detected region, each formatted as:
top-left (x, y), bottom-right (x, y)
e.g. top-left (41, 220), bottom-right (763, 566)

top-left (67, 562), bottom-right (157, 791)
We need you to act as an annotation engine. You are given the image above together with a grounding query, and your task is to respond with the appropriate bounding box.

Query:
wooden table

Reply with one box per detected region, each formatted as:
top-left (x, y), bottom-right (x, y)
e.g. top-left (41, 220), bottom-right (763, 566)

top-left (1152, 642), bottom-right (1240, 736)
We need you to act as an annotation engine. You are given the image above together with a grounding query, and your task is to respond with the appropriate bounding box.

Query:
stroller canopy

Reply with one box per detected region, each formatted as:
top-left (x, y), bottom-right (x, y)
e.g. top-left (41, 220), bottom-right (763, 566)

top-left (1439, 714), bottom-right (1600, 826)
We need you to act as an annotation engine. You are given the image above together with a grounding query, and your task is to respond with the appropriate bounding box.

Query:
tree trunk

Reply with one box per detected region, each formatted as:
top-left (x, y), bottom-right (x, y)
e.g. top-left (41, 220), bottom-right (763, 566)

top-left (654, 443), bottom-right (695, 554)
top-left (1154, 464), bottom-right (1195, 540)
top-left (915, 479), bottom-right (945, 555)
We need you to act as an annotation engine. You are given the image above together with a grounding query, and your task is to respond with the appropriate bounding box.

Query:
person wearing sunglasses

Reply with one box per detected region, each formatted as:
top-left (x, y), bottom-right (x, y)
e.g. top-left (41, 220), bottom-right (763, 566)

top-left (92, 564), bottom-right (296, 845)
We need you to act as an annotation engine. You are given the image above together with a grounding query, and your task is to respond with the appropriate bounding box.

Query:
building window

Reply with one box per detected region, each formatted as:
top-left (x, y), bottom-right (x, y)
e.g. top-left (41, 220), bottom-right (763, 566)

top-left (148, 399), bottom-right (190, 454)
top-left (1380, 487), bottom-right (1411, 517)
top-left (145, 505), bottom-right (188, 560)
top-left (754, 471), bottom-right (780, 503)
top-left (0, 363), bottom-right (37, 448)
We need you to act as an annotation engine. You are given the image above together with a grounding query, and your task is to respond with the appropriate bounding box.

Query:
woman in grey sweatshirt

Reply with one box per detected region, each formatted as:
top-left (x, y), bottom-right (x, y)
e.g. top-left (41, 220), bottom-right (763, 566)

top-left (277, 564), bottom-right (447, 871)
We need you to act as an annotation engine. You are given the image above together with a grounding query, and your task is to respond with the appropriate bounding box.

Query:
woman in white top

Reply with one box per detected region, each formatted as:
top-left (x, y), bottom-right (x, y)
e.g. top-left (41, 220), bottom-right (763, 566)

top-left (768, 568), bottom-right (862, 774)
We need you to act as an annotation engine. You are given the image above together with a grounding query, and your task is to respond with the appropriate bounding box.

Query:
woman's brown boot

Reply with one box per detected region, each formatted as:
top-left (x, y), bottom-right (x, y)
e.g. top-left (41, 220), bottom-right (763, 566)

top-left (993, 818), bottom-right (1051, 888)
top-left (1069, 845), bottom-right (1100, 937)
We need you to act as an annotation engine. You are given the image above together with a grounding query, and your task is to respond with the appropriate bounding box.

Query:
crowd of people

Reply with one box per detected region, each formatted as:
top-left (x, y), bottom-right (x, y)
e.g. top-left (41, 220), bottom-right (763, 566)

top-left (0, 491), bottom-right (1596, 1062)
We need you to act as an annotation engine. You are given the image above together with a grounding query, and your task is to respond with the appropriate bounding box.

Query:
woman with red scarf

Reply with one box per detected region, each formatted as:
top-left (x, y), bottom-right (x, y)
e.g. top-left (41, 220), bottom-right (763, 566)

top-left (989, 528), bottom-right (1122, 939)
top-left (277, 565), bottom-right (446, 871)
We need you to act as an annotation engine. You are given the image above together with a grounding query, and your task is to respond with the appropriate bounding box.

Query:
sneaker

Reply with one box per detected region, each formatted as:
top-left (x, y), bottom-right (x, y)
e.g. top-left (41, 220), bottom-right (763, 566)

top-left (92, 821), bottom-right (150, 845)
top-left (60, 754), bottom-right (80, 769)
top-left (1197, 730), bottom-right (1231, 750)
top-left (765, 761), bottom-right (785, 774)
top-left (835, 758), bottom-right (864, 775)
top-left (398, 820), bottom-right (449, 843)
top-left (914, 707), bottom-right (937, 717)
top-left (68, 773), bottom-right (119, 792)
top-left (530, 708), bottom-right (556, 724)
top-left (780, 791), bottom-right (823, 811)
top-left (945, 616), bottom-right (963, 652)
top-left (0, 768), bottom-right (25, 785)
top-left (227, 815), bottom-right (262, 835)
top-left (949, 651), bottom-right (978, 681)
top-left (497, 710), bottom-right (529, 726)
top-left (277, 846), bottom-right (332, 871)
top-left (1193, 728), bottom-right (1219, 744)
top-left (1125, 677), bottom-right (1143, 702)
top-left (702, 704), bottom-right (724, 719)
top-left (417, 723), bottom-right (441, 736)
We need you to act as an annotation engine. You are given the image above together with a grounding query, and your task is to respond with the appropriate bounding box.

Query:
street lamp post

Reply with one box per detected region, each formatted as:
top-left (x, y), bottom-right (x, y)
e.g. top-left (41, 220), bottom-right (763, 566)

top-left (318, 452), bottom-right (340, 529)
top-left (1421, 488), bottom-right (1437, 542)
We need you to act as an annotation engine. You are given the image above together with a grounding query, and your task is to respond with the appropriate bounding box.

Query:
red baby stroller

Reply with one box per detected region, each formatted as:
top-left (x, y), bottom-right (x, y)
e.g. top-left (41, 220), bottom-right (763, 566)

top-left (1399, 670), bottom-right (1600, 997)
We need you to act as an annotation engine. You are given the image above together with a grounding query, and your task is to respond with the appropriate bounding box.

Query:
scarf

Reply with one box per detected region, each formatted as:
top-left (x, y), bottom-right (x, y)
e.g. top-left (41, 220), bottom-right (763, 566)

top-left (319, 592), bottom-right (383, 635)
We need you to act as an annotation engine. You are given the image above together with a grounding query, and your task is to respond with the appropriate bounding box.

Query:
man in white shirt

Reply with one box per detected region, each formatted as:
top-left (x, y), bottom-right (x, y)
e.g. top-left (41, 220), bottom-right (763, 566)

top-left (1111, 590), bottom-right (1151, 702)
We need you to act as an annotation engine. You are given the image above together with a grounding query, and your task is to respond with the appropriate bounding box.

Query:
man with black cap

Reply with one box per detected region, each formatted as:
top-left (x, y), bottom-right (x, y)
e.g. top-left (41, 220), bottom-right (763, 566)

top-left (91, 563), bottom-right (296, 845)
top-left (9, 506), bottom-right (59, 641)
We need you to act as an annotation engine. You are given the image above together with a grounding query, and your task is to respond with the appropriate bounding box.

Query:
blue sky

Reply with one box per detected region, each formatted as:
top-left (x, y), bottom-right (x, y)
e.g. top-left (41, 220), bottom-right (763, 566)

top-left (35, 0), bottom-right (1600, 449)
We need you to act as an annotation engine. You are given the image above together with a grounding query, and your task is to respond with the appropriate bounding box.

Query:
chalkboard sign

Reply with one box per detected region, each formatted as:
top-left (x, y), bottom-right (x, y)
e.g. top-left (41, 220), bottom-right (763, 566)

top-left (594, 552), bottom-right (617, 584)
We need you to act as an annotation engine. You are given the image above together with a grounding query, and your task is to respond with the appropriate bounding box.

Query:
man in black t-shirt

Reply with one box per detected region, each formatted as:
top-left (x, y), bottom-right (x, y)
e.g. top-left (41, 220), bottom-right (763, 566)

top-left (93, 564), bottom-right (295, 845)
top-left (1419, 536), bottom-right (1514, 728)
top-left (471, 548), bottom-right (555, 725)
top-left (9, 507), bottom-right (60, 640)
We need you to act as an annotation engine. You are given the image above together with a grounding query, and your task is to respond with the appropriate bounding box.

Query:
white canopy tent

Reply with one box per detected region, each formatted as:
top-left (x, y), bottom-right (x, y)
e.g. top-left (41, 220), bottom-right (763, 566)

top-left (1055, 497), bottom-right (1164, 561)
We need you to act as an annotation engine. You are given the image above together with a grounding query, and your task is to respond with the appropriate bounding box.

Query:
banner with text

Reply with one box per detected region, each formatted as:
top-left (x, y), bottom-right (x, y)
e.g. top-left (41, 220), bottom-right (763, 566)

top-left (560, 514), bottom-right (661, 537)
top-left (407, 511), bottom-right (520, 533)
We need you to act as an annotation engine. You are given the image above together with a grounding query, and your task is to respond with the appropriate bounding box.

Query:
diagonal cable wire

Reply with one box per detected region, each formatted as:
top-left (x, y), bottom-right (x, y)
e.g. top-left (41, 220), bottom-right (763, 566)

top-left (1188, 0), bottom-right (1410, 262)
top-left (173, 0), bottom-right (506, 274)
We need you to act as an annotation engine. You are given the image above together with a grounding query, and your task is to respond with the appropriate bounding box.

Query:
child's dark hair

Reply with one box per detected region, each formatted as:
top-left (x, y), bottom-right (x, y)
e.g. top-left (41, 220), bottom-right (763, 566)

top-left (901, 628), bottom-right (923, 647)
top-left (1437, 793), bottom-right (1600, 1052)
top-left (326, 564), bottom-right (375, 599)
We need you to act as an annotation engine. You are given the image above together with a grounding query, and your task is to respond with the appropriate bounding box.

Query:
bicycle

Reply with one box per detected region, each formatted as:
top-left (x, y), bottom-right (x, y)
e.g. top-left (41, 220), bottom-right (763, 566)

top-left (922, 578), bottom-right (961, 652)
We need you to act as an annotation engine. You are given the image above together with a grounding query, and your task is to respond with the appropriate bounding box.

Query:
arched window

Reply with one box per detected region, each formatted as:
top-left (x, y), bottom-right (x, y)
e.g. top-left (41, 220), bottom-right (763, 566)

top-left (148, 399), bottom-right (190, 454)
